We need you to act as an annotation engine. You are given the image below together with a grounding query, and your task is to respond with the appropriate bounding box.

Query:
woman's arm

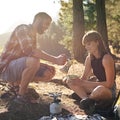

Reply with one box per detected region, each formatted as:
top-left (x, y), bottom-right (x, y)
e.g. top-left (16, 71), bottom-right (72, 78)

top-left (85, 54), bottom-right (115, 89)
top-left (102, 54), bottom-right (115, 88)
top-left (80, 55), bottom-right (92, 80)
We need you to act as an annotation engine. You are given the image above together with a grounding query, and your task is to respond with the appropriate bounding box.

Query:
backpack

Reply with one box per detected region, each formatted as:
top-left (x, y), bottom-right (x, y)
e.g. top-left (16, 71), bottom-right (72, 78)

top-left (95, 90), bottom-right (120, 120)
top-left (113, 90), bottom-right (120, 120)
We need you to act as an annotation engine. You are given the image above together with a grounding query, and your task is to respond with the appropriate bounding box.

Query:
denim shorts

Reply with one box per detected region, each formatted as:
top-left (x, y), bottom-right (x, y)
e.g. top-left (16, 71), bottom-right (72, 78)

top-left (111, 83), bottom-right (116, 100)
top-left (1, 57), bottom-right (50, 82)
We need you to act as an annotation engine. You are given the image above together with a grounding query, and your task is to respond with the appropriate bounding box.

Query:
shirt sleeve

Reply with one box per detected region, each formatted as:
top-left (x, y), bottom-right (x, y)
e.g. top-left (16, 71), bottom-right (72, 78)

top-left (15, 25), bottom-right (34, 56)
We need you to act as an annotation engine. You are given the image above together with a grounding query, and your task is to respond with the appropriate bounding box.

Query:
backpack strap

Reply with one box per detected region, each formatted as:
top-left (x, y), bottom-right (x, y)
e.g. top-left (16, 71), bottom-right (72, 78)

top-left (112, 90), bottom-right (120, 109)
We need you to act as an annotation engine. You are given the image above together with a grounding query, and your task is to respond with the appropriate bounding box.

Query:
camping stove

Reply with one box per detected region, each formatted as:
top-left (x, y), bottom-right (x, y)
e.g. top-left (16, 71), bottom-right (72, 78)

top-left (49, 92), bottom-right (62, 115)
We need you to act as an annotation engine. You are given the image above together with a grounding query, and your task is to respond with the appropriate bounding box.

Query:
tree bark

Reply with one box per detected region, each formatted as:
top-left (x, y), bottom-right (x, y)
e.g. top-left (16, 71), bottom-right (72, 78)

top-left (96, 0), bottom-right (110, 52)
top-left (73, 0), bottom-right (85, 63)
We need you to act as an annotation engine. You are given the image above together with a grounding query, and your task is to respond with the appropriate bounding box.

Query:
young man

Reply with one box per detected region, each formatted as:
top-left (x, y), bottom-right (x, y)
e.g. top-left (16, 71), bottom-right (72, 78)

top-left (0, 12), bottom-right (67, 103)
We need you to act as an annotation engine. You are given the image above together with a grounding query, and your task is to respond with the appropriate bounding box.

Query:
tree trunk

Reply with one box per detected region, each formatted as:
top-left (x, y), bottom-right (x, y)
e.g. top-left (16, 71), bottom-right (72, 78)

top-left (96, 0), bottom-right (110, 52)
top-left (73, 0), bottom-right (85, 63)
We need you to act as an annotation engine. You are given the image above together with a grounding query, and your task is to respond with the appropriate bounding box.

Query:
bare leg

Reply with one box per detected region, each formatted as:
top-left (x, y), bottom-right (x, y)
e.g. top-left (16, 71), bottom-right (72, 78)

top-left (67, 79), bottom-right (90, 99)
top-left (33, 65), bottom-right (55, 83)
top-left (67, 79), bottom-right (112, 101)
top-left (18, 57), bottom-right (40, 96)
top-left (89, 86), bottom-right (112, 100)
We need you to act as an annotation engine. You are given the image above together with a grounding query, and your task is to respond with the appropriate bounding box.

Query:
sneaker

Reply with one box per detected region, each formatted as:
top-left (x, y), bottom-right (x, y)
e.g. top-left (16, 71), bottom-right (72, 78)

top-left (13, 94), bottom-right (39, 104)
top-left (9, 85), bottom-right (19, 95)
top-left (13, 95), bottom-right (28, 104)
top-left (0, 92), bottom-right (13, 99)
top-left (70, 93), bottom-right (82, 101)
top-left (79, 98), bottom-right (95, 115)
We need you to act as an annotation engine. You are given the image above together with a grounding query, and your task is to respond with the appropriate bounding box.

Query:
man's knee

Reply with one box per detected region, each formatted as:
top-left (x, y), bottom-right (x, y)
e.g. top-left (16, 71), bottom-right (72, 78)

top-left (34, 65), bottom-right (55, 82)
top-left (43, 70), bottom-right (55, 81)
top-left (26, 57), bottom-right (40, 69)
top-left (42, 66), bottom-right (55, 81)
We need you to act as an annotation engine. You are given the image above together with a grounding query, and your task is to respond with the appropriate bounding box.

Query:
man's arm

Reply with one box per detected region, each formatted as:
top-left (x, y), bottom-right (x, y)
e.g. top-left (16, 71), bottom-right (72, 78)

top-left (32, 49), bottom-right (67, 65)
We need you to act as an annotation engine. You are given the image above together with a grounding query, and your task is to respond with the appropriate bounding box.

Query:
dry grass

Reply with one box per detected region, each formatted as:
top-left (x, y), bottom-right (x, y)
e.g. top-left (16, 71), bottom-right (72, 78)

top-left (0, 60), bottom-right (120, 120)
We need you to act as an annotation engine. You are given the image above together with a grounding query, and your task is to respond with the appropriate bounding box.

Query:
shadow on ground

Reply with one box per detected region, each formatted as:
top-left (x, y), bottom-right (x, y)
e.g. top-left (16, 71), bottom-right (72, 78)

top-left (0, 79), bottom-right (73, 120)
top-left (0, 94), bottom-right (70, 120)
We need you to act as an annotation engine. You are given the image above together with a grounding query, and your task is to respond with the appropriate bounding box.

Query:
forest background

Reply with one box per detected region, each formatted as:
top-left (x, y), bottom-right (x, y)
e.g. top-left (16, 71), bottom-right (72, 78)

top-left (0, 0), bottom-right (120, 120)
top-left (0, 0), bottom-right (119, 60)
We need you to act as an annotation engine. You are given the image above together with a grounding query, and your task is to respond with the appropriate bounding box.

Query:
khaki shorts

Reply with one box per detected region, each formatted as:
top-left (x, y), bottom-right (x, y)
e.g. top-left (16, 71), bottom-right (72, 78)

top-left (1, 57), bottom-right (54, 82)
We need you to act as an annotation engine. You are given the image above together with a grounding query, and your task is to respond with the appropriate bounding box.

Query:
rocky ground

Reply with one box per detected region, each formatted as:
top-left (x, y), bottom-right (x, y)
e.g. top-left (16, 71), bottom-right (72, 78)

top-left (0, 60), bottom-right (120, 120)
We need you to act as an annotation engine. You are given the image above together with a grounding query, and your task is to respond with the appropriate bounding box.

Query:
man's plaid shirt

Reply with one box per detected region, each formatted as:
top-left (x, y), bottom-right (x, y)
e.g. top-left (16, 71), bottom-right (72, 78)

top-left (0, 24), bottom-right (36, 72)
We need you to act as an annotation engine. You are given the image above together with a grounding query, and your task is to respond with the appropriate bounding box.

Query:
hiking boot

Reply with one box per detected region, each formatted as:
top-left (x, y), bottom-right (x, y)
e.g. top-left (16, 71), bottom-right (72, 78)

top-left (79, 98), bottom-right (95, 115)
top-left (13, 88), bottom-right (40, 104)
top-left (69, 92), bottom-right (82, 101)
top-left (9, 85), bottom-right (19, 95)
top-left (0, 92), bottom-right (13, 99)
top-left (13, 95), bottom-right (28, 104)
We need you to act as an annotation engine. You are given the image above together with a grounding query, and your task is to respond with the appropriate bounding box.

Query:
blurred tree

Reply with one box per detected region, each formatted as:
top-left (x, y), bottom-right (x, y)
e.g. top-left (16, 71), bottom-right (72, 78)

top-left (96, 0), bottom-right (110, 52)
top-left (40, 0), bottom-right (120, 61)
top-left (83, 0), bottom-right (96, 30)
top-left (59, 0), bottom-right (86, 62)
top-left (106, 0), bottom-right (120, 53)
top-left (38, 22), bottom-right (70, 57)
top-left (73, 0), bottom-right (85, 63)
top-left (58, 0), bottom-right (73, 56)
top-left (106, 0), bottom-right (120, 41)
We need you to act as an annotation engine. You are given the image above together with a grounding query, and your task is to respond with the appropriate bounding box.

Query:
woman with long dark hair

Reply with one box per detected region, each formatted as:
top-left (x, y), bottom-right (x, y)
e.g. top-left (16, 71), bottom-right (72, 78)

top-left (66, 30), bottom-right (116, 114)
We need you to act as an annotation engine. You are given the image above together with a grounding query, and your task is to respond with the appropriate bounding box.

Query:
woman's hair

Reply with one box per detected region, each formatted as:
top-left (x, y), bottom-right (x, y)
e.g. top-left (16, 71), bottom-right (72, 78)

top-left (82, 30), bottom-right (107, 57)
top-left (33, 12), bottom-right (52, 23)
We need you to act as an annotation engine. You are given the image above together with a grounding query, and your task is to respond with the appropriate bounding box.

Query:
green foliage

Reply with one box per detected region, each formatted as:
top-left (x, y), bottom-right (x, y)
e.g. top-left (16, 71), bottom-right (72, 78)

top-left (106, 0), bottom-right (120, 53)
top-left (58, 0), bottom-right (73, 54)
top-left (58, 0), bottom-right (97, 54)
top-left (110, 39), bottom-right (120, 53)
top-left (58, 0), bottom-right (120, 54)
top-left (83, 0), bottom-right (96, 30)
top-left (37, 22), bottom-right (70, 56)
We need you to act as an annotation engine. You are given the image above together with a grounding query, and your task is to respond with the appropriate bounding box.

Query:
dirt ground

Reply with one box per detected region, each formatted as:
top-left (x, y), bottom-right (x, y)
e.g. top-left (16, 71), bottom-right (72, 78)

top-left (0, 60), bottom-right (120, 120)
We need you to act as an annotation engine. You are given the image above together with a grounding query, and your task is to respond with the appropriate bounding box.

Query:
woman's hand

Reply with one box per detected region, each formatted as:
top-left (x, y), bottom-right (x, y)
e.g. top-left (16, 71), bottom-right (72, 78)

top-left (62, 75), bottom-right (80, 85)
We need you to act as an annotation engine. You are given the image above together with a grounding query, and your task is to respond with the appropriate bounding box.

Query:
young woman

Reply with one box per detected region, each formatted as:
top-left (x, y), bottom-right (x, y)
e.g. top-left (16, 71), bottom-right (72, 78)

top-left (66, 30), bottom-right (116, 112)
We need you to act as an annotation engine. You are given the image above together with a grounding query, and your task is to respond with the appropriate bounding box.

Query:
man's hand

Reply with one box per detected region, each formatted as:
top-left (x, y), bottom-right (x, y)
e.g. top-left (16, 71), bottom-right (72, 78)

top-left (32, 49), bottom-right (67, 65)
top-left (55, 54), bottom-right (67, 65)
